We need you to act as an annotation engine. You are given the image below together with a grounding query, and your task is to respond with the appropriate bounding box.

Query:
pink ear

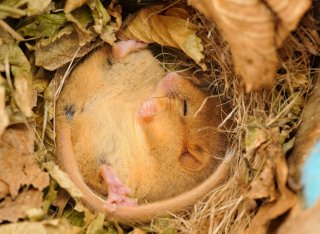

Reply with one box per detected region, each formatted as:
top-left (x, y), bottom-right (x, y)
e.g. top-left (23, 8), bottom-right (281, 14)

top-left (137, 99), bottom-right (157, 122)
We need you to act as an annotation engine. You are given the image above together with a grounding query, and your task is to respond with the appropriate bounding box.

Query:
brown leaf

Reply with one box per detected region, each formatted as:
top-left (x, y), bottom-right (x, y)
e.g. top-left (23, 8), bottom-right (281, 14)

top-left (129, 228), bottom-right (147, 234)
top-left (13, 77), bottom-right (33, 117)
top-left (0, 189), bottom-right (42, 222)
top-left (248, 159), bottom-right (277, 201)
top-left (188, 0), bottom-right (311, 91)
top-left (277, 201), bottom-right (320, 234)
top-left (43, 162), bottom-right (83, 199)
top-left (35, 31), bottom-right (102, 71)
top-left (245, 142), bottom-right (298, 234)
top-left (0, 181), bottom-right (9, 199)
top-left (0, 219), bottom-right (81, 234)
top-left (0, 84), bottom-right (9, 137)
top-left (0, 125), bottom-right (49, 198)
top-left (65, 0), bottom-right (88, 13)
top-left (266, 0), bottom-right (312, 46)
top-left (120, 5), bottom-right (205, 67)
top-left (53, 189), bottom-right (70, 217)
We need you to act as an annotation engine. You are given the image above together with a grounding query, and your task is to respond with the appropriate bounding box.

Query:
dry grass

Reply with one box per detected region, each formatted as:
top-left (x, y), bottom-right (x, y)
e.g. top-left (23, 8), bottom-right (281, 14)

top-left (163, 7), bottom-right (319, 234)
top-left (32, 2), bottom-right (319, 233)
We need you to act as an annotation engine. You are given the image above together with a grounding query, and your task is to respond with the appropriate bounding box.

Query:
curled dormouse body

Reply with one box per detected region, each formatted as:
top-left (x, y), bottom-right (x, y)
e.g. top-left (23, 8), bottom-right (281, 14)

top-left (56, 40), bottom-right (232, 224)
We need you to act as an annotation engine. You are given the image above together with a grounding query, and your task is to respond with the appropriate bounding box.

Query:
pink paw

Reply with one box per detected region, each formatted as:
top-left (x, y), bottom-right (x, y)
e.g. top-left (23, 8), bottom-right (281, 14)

top-left (99, 165), bottom-right (137, 212)
top-left (112, 40), bottom-right (148, 59)
top-left (137, 99), bottom-right (157, 122)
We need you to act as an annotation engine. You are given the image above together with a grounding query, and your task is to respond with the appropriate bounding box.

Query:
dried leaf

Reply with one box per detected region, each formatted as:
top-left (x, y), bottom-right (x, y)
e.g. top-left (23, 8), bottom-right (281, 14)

top-left (0, 219), bottom-right (81, 234)
top-left (0, 189), bottom-right (43, 222)
top-left (0, 180), bottom-right (9, 199)
top-left (245, 124), bottom-right (268, 152)
top-left (129, 228), bottom-right (147, 234)
top-left (120, 5), bottom-right (205, 67)
top-left (65, 6), bottom-right (93, 39)
top-left (248, 159), bottom-right (277, 201)
top-left (188, 0), bottom-right (311, 91)
top-left (65, 0), bottom-right (88, 13)
top-left (0, 84), bottom-right (9, 137)
top-left (245, 142), bottom-right (298, 234)
top-left (0, 125), bottom-right (49, 198)
top-left (53, 189), bottom-right (70, 217)
top-left (0, 19), bottom-right (24, 41)
top-left (266, 0), bottom-right (313, 46)
top-left (13, 76), bottom-right (33, 117)
top-left (0, 0), bottom-right (51, 19)
top-left (0, 42), bottom-right (33, 117)
top-left (35, 31), bottom-right (101, 71)
top-left (26, 208), bottom-right (45, 221)
top-left (87, 0), bottom-right (121, 45)
top-left (277, 201), bottom-right (320, 234)
top-left (86, 213), bottom-right (105, 234)
top-left (43, 162), bottom-right (83, 199)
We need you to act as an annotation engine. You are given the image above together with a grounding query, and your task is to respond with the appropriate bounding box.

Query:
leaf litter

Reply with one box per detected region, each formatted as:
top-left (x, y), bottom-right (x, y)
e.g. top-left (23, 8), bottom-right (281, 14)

top-left (0, 0), bottom-right (319, 233)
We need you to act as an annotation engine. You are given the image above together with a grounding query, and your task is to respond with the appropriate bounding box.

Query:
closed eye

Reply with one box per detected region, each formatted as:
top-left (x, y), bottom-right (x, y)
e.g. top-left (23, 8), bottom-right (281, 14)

top-left (183, 100), bottom-right (188, 116)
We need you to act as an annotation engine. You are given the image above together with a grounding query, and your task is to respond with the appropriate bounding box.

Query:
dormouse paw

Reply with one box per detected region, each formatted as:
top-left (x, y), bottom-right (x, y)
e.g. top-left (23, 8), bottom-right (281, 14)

top-left (112, 40), bottom-right (148, 59)
top-left (138, 98), bottom-right (157, 122)
top-left (99, 165), bottom-right (138, 212)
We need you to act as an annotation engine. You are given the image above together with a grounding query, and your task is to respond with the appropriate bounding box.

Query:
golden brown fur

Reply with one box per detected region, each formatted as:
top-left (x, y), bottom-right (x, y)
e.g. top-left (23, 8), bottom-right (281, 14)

top-left (56, 45), bottom-right (232, 223)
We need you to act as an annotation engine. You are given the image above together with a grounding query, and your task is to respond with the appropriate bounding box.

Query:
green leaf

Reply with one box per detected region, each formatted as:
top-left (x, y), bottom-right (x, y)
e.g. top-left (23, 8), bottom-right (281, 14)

top-left (63, 206), bottom-right (85, 227)
top-left (68, 6), bottom-right (93, 30)
top-left (18, 13), bottom-right (67, 38)
top-left (43, 179), bottom-right (58, 214)
top-left (87, 0), bottom-right (110, 31)
top-left (87, 0), bottom-right (119, 44)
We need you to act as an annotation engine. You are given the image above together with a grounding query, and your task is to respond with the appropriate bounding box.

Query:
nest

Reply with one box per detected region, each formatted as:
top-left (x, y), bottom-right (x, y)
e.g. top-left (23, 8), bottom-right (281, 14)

top-left (0, 0), bottom-right (319, 233)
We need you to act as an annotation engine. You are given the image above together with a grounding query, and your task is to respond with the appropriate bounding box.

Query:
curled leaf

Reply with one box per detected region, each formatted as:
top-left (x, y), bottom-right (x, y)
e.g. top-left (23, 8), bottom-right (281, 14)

top-left (188, 0), bottom-right (312, 91)
top-left (120, 5), bottom-right (205, 68)
top-left (43, 162), bottom-right (83, 199)
top-left (86, 0), bottom-right (122, 45)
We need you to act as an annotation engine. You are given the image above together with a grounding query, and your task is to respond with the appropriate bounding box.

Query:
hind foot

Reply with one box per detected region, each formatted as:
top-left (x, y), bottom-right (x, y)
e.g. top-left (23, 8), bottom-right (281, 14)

top-left (99, 165), bottom-right (137, 212)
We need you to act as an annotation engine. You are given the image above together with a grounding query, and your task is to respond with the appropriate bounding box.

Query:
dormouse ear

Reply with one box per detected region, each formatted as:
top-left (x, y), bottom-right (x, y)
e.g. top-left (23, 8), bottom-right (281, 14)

top-left (178, 152), bottom-right (205, 172)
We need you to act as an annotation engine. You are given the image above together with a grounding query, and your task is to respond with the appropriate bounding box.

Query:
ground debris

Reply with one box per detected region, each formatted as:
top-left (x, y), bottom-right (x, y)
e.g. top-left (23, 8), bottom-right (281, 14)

top-left (0, 125), bottom-right (49, 222)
